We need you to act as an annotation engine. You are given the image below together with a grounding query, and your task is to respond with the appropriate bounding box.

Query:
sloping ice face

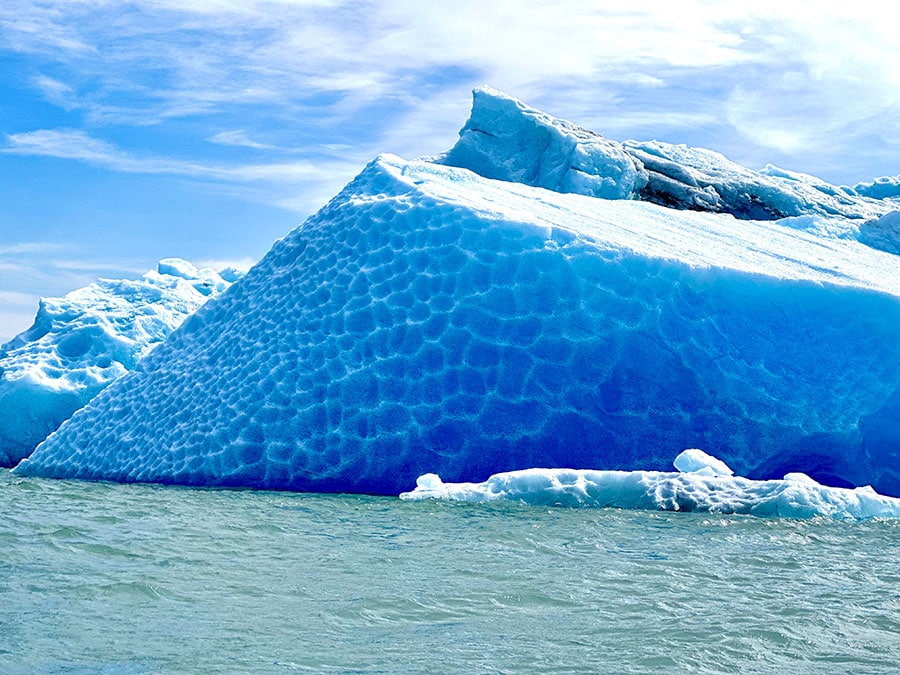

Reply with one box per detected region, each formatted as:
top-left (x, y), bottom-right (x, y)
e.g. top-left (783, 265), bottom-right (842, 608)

top-left (16, 156), bottom-right (900, 496)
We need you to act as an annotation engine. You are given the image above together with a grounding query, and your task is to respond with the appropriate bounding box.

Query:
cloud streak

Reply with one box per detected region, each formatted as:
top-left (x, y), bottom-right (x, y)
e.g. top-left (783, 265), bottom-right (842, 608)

top-left (207, 130), bottom-right (278, 150)
top-left (3, 128), bottom-right (359, 184)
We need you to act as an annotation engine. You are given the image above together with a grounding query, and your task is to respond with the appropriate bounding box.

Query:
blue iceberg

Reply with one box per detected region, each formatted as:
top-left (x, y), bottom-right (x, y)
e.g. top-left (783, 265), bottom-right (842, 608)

top-left (15, 151), bottom-right (900, 497)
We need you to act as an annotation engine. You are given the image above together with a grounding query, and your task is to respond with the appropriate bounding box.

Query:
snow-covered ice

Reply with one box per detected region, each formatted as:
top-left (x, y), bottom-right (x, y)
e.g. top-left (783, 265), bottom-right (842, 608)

top-left (859, 210), bottom-right (900, 255)
top-left (0, 259), bottom-right (242, 466)
top-left (400, 450), bottom-right (900, 521)
top-left (671, 448), bottom-right (733, 477)
top-left (15, 152), bottom-right (900, 496)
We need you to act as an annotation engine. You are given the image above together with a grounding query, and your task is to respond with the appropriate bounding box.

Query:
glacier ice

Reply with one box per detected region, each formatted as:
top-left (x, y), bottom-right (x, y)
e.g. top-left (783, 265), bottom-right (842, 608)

top-left (14, 153), bottom-right (900, 497)
top-left (441, 87), bottom-right (892, 225)
top-left (0, 259), bottom-right (242, 467)
top-left (859, 211), bottom-right (900, 256)
top-left (400, 451), bottom-right (900, 521)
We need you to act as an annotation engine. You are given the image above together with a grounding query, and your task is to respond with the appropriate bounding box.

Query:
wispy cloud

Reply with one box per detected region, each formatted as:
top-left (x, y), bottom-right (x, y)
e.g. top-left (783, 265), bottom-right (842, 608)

top-left (207, 130), bottom-right (277, 150)
top-left (0, 242), bottom-right (69, 256)
top-left (1, 1), bottom-right (896, 182)
top-left (3, 128), bottom-right (358, 185)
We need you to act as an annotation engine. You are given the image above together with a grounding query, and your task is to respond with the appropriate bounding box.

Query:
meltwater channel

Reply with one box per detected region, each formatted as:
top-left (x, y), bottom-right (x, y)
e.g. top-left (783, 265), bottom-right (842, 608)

top-left (1, 469), bottom-right (897, 673)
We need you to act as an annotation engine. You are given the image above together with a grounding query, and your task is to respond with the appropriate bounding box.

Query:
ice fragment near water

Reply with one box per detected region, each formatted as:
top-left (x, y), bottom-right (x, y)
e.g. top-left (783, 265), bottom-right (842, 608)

top-left (400, 451), bottom-right (900, 521)
top-left (673, 449), bottom-right (733, 477)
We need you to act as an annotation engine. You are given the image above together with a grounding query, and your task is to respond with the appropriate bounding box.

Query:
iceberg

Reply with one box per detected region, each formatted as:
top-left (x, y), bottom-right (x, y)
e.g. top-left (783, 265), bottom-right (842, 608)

top-left (15, 151), bottom-right (900, 496)
top-left (400, 450), bottom-right (900, 521)
top-left (0, 259), bottom-right (243, 466)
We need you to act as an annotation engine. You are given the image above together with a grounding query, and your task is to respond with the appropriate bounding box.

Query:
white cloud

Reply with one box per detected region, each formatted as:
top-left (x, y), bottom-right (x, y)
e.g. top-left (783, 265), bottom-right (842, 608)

top-left (32, 75), bottom-right (78, 109)
top-left (207, 130), bottom-right (277, 150)
top-left (0, 1), bottom-right (897, 181)
top-left (0, 242), bottom-right (68, 255)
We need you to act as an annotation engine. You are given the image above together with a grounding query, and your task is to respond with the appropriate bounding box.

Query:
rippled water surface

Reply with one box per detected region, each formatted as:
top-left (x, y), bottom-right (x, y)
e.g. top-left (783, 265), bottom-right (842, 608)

top-left (1, 469), bottom-right (898, 673)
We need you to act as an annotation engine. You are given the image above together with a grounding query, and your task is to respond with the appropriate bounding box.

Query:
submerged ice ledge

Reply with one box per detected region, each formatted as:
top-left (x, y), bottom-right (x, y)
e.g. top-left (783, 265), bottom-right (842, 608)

top-left (401, 450), bottom-right (900, 521)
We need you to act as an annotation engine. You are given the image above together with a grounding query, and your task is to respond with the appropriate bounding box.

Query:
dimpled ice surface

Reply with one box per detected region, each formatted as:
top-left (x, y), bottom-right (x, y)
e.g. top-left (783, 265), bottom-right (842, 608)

top-left (0, 260), bottom-right (242, 467)
top-left (14, 153), bottom-right (900, 496)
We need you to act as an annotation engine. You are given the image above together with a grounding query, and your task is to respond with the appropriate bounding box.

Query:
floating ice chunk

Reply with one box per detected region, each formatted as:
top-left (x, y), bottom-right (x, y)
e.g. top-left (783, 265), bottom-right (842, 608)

top-left (0, 260), bottom-right (244, 466)
top-left (400, 452), bottom-right (900, 521)
top-left (673, 449), bottom-right (733, 477)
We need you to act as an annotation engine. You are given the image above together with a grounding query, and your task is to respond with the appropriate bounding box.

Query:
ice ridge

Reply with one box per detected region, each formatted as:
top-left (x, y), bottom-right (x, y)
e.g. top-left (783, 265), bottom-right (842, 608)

top-left (441, 87), bottom-right (892, 225)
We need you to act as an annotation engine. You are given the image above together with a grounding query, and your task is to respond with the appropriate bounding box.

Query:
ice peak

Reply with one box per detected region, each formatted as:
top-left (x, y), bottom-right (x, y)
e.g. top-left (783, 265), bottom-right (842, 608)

top-left (441, 87), bottom-right (646, 200)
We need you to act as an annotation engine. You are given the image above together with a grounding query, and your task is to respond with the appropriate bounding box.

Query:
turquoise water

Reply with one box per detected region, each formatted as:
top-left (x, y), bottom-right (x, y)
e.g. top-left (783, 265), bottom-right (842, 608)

top-left (2, 469), bottom-right (898, 673)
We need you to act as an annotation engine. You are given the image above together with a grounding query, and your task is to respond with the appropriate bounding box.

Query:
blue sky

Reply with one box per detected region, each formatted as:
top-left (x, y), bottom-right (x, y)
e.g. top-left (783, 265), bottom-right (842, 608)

top-left (1, 0), bottom-right (898, 340)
